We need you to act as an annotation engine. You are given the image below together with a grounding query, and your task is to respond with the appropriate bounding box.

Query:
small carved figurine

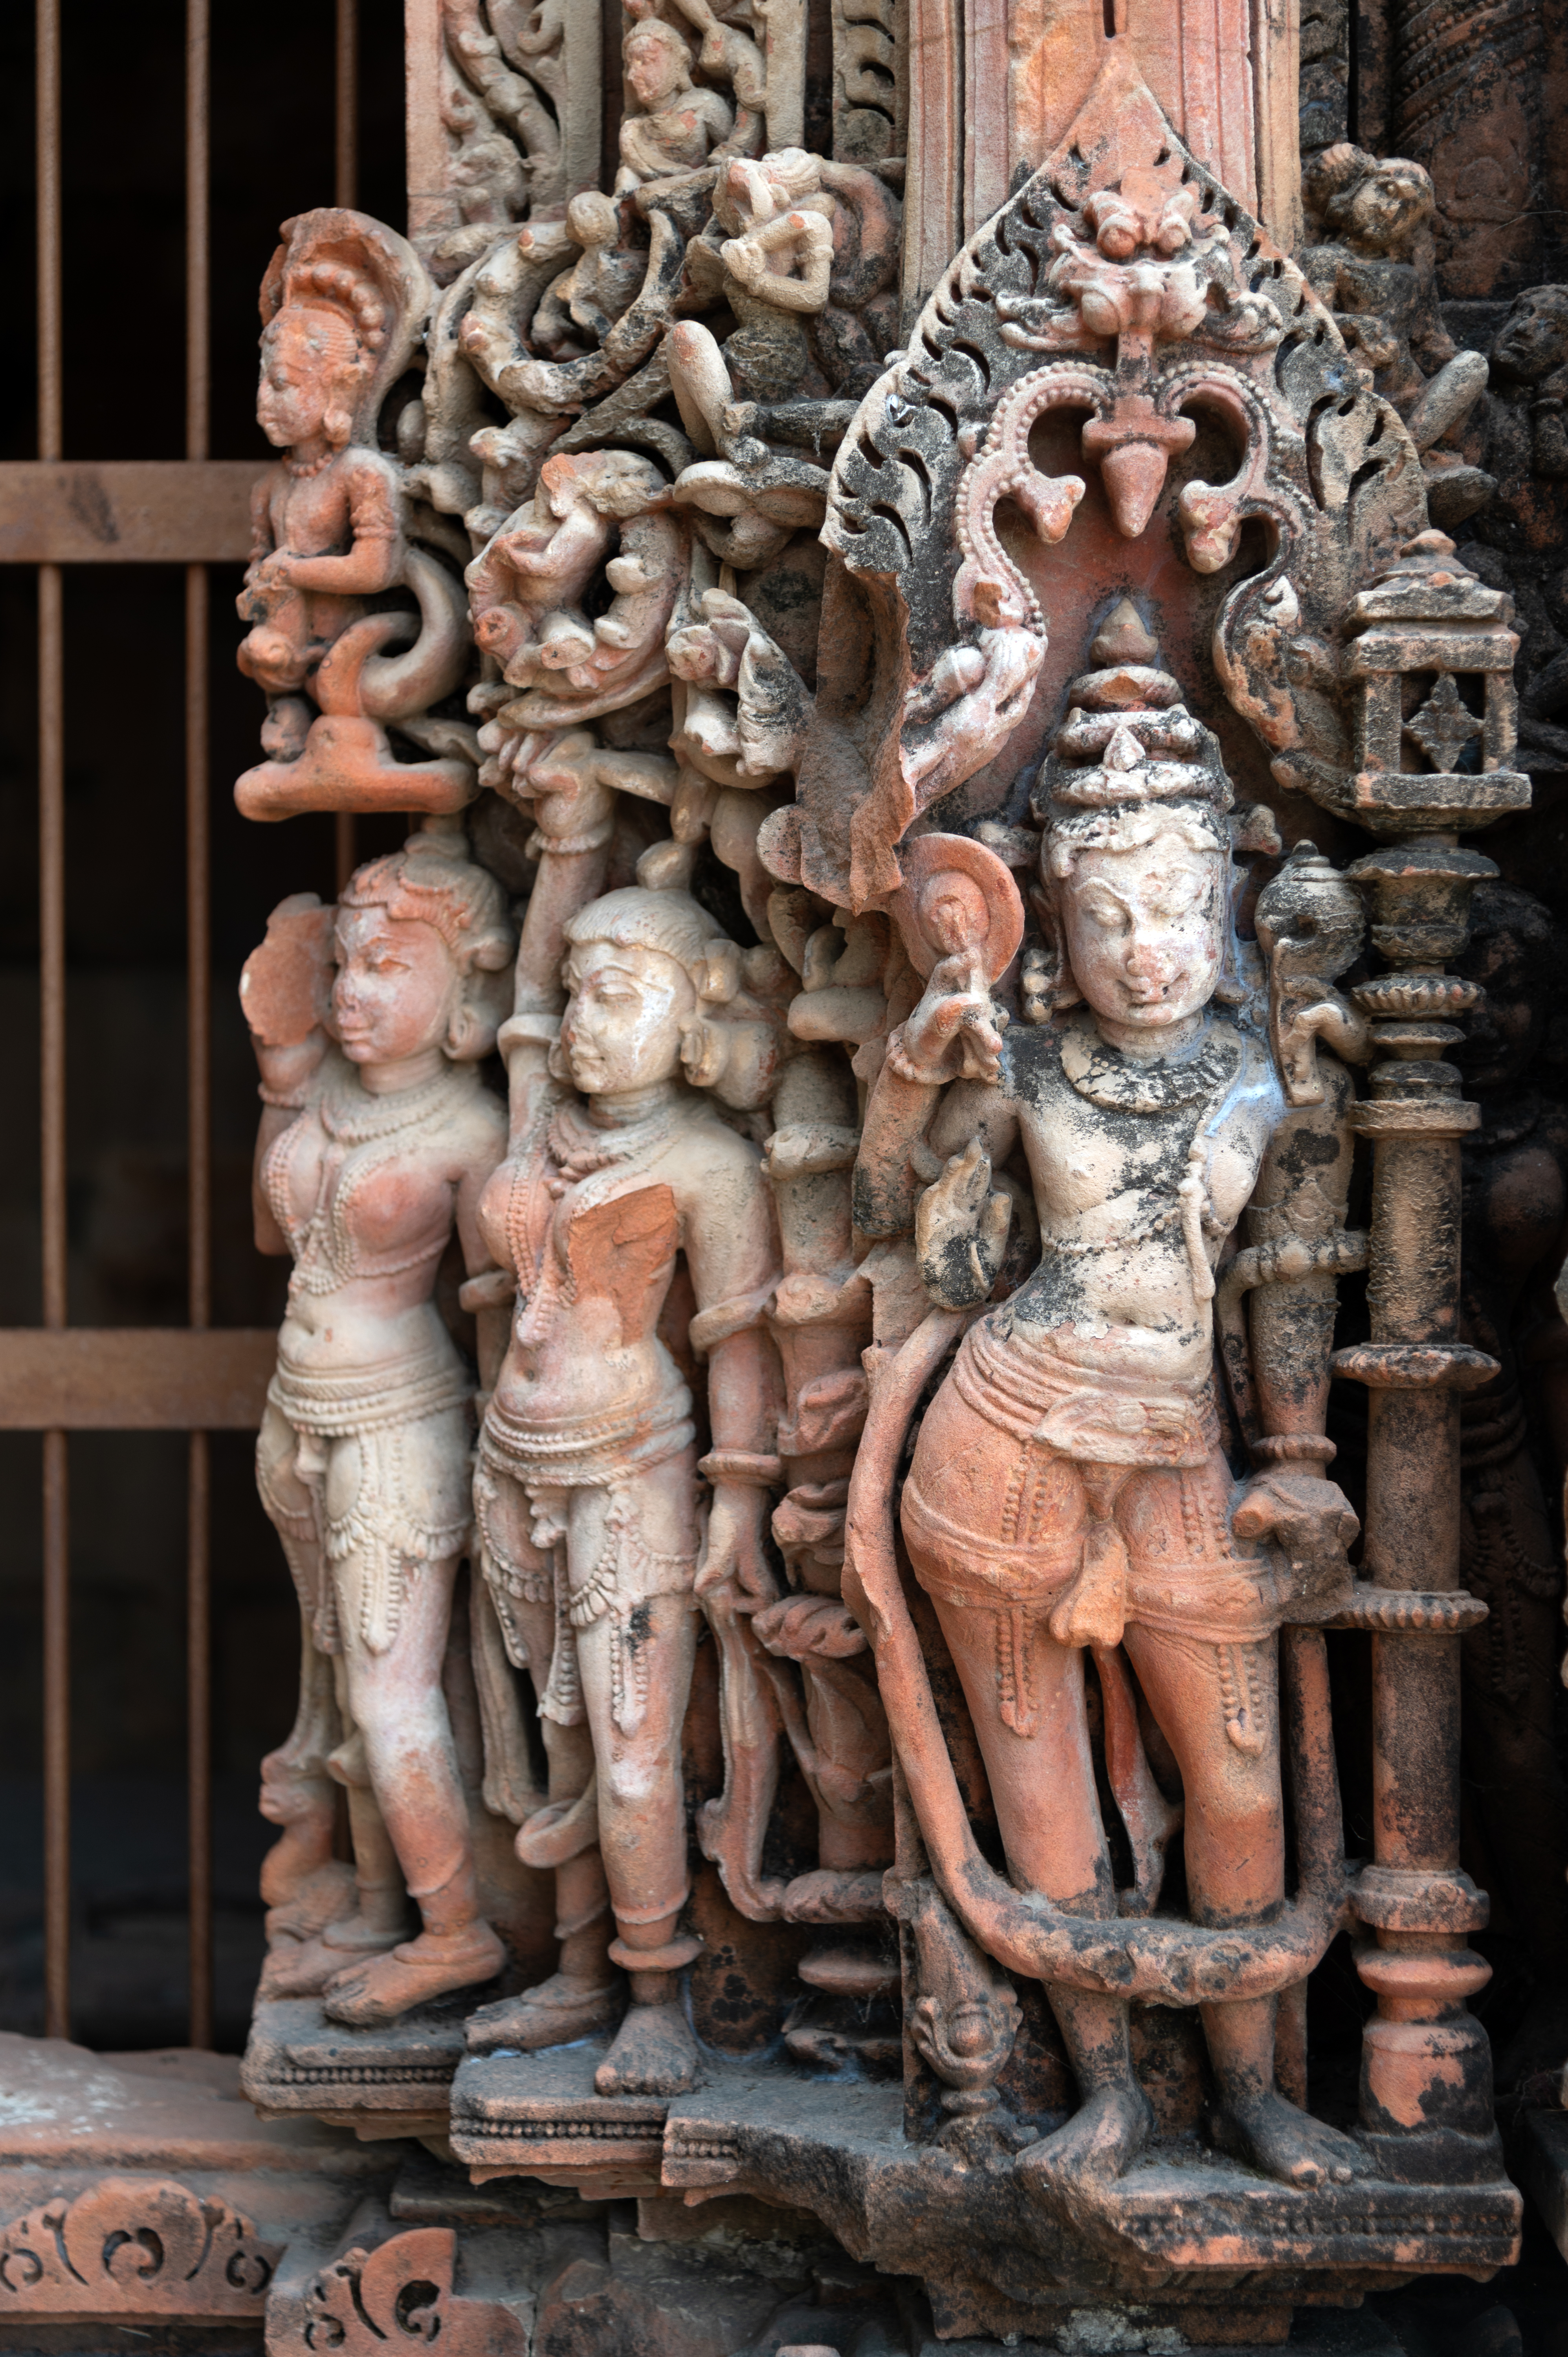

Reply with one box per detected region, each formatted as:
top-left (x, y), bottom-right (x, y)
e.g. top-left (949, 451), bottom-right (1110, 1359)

top-left (855, 609), bottom-right (1366, 2210)
top-left (1300, 144), bottom-right (1493, 529)
top-left (616, 12), bottom-right (737, 190)
top-left (464, 807), bottom-right (782, 2096)
top-left (1458, 288), bottom-right (1568, 774)
top-left (236, 211), bottom-right (476, 819)
top-left (242, 823), bottom-right (516, 2026)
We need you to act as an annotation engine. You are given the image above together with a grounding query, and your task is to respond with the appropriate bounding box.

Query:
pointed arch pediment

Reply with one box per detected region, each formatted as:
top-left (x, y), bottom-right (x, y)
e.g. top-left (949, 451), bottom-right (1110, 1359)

top-left (805, 46), bottom-right (1426, 908)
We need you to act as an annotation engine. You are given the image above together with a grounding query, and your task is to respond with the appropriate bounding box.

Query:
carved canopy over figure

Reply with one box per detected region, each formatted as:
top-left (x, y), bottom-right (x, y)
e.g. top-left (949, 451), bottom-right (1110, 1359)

top-left (803, 48), bottom-right (1430, 910)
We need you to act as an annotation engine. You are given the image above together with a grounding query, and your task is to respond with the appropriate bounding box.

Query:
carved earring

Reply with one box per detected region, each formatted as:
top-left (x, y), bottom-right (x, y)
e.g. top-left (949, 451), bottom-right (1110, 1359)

top-left (323, 402), bottom-right (353, 447)
top-left (445, 998), bottom-right (482, 1062)
top-left (680, 1019), bottom-right (724, 1091)
top-left (547, 1035), bottom-right (572, 1083)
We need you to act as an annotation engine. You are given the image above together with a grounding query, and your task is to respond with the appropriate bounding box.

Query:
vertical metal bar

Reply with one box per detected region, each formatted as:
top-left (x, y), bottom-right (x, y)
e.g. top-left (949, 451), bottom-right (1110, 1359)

top-left (336, 0), bottom-right (358, 207)
top-left (37, 0), bottom-right (70, 2049)
top-left (187, 0), bottom-right (214, 2051)
top-left (336, 0), bottom-right (358, 898)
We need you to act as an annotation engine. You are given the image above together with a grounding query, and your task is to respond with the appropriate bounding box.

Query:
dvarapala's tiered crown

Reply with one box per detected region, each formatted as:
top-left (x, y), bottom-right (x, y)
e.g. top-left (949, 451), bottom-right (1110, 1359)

top-left (1030, 599), bottom-right (1236, 831)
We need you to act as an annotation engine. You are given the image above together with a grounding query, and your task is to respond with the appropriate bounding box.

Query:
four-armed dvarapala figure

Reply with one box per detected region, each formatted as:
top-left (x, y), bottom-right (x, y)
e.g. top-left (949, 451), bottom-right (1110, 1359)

top-left (855, 608), bottom-right (1368, 2212)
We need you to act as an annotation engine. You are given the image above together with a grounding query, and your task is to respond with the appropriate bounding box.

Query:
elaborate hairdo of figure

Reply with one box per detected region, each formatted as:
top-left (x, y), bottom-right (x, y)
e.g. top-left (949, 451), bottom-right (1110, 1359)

top-left (1021, 602), bottom-right (1278, 1021)
top-left (341, 824), bottom-right (516, 1061)
top-left (558, 885), bottom-right (779, 1109)
top-left (713, 149), bottom-right (823, 236)
top-left (262, 304), bottom-right (381, 451)
top-left (623, 15), bottom-right (691, 69)
top-left (1302, 143), bottom-right (1435, 258)
top-left (258, 211), bottom-right (429, 448)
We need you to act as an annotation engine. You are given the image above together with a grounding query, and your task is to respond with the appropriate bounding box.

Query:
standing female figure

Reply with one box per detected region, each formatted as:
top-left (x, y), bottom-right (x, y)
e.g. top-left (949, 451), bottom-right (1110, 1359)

top-left (466, 878), bottom-right (781, 2098)
top-left (246, 822), bottom-right (516, 2027)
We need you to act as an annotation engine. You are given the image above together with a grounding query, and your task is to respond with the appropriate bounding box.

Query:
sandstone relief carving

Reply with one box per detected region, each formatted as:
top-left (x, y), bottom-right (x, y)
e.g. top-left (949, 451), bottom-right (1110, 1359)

top-left (217, 1), bottom-right (1568, 2339)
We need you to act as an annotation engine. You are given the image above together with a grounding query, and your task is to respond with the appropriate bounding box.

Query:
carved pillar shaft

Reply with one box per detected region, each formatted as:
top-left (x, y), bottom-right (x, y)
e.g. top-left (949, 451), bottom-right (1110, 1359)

top-left (1343, 920), bottom-right (1499, 2169)
top-left (1390, 0), bottom-right (1568, 298)
top-left (1328, 546), bottom-right (1532, 2176)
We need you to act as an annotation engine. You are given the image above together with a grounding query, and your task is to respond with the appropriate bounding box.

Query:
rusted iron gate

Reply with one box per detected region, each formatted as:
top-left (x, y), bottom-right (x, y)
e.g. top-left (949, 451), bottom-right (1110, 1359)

top-left (3, 0), bottom-right (364, 2050)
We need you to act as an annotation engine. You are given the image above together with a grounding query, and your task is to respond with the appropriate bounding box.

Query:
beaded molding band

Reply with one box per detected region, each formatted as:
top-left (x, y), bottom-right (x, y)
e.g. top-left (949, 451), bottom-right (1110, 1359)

top-left (527, 823), bottom-right (616, 857)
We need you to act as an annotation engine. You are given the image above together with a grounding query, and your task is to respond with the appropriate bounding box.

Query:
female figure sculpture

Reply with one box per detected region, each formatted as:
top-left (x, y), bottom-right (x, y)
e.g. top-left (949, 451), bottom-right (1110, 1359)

top-left (855, 613), bottom-right (1366, 2212)
top-left (244, 822), bottom-right (516, 2026)
top-left (464, 866), bottom-right (782, 2097)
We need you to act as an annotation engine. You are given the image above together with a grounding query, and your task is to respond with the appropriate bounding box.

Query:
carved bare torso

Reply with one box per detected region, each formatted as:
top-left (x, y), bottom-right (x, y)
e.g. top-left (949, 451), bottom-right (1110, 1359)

top-left (242, 448), bottom-right (405, 692)
top-left (264, 1056), bottom-right (500, 1375)
top-left (935, 1014), bottom-right (1282, 1385)
top-left (480, 1088), bottom-right (772, 1458)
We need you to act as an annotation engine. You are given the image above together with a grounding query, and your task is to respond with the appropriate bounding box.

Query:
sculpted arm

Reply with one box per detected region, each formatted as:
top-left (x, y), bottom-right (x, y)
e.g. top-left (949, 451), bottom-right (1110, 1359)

top-left (454, 1111), bottom-right (511, 1393)
top-left (854, 948), bottom-right (1016, 1237)
top-left (238, 895), bottom-right (336, 1256)
top-left (1227, 1053), bottom-right (1363, 1572)
top-left (684, 1150), bottom-right (783, 1606)
top-left (271, 457), bottom-right (406, 597)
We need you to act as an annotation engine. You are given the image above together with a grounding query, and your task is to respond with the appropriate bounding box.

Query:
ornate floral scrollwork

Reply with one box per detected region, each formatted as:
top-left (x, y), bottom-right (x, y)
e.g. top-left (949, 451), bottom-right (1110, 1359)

top-left (0, 2181), bottom-right (279, 2314)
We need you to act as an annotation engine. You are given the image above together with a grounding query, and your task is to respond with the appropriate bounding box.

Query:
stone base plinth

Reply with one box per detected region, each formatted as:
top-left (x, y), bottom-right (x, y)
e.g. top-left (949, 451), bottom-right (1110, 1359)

top-left (240, 1997), bottom-right (465, 2138)
top-left (448, 2049), bottom-right (1522, 2338)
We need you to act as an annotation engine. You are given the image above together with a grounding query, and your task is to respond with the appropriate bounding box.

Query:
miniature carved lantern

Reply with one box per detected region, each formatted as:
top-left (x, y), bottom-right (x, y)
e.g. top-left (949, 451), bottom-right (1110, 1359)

top-left (1343, 531), bottom-right (1530, 837)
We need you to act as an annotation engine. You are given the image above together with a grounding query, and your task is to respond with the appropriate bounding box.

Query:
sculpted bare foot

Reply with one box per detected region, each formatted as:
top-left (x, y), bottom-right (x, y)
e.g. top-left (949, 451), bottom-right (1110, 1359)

top-left (257, 1920), bottom-right (398, 2001)
top-left (322, 1924), bottom-right (505, 2027)
top-left (467, 1972), bottom-right (624, 2054)
top-left (1015, 2083), bottom-right (1154, 2234)
top-left (264, 1861), bottom-right (357, 1946)
top-left (1212, 2089), bottom-right (1364, 2186)
top-left (592, 2001), bottom-right (702, 2096)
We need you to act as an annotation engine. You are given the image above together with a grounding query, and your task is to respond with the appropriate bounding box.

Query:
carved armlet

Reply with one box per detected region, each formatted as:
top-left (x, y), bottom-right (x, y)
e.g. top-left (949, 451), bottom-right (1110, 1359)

top-left (497, 1011), bottom-right (563, 1052)
top-left (698, 1449), bottom-right (784, 1488)
top-left (688, 1282), bottom-right (777, 1355)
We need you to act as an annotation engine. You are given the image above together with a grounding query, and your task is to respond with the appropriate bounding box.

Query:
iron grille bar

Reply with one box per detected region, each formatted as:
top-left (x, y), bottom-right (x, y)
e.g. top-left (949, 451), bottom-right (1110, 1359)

top-left (37, 0), bottom-right (70, 2049)
top-left (186, 0), bottom-right (215, 2052)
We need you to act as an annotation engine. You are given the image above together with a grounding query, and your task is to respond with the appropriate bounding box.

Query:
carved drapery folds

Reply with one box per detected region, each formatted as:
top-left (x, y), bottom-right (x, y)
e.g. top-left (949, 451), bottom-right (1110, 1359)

top-left (227, 0), bottom-right (1568, 2330)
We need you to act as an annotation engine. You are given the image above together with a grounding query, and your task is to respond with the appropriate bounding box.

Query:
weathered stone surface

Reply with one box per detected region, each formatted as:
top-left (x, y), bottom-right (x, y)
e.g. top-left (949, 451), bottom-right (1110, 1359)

top-left (208, 0), bottom-right (1568, 2335)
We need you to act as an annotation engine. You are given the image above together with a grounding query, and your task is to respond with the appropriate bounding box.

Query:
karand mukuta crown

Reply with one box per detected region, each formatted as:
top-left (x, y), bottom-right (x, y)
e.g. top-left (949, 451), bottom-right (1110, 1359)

top-left (1031, 600), bottom-right (1234, 824)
